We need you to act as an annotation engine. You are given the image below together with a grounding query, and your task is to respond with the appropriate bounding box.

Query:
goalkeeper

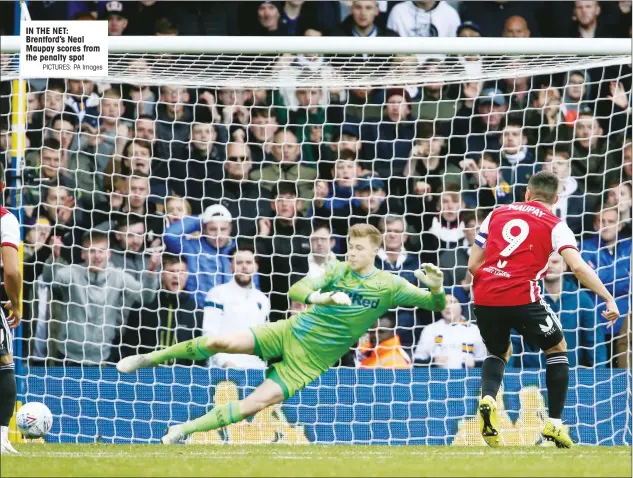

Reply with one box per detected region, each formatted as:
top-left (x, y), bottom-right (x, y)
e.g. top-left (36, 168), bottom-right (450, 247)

top-left (117, 224), bottom-right (446, 444)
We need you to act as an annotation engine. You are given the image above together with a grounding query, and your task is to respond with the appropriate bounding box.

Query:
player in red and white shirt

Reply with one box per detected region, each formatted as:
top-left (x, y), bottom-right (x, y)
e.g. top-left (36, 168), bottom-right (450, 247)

top-left (467, 171), bottom-right (620, 449)
top-left (0, 162), bottom-right (22, 455)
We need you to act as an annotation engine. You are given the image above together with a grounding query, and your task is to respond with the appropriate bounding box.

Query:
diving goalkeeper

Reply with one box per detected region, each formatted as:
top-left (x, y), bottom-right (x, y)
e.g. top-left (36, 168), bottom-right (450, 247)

top-left (117, 224), bottom-right (446, 444)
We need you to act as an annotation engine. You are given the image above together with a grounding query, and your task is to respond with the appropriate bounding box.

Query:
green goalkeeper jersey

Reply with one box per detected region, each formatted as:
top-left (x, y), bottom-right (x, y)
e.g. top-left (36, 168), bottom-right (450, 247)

top-left (288, 260), bottom-right (446, 369)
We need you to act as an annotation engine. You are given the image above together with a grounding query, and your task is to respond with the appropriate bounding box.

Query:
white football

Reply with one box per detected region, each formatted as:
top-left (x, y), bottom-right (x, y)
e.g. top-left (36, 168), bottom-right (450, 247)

top-left (16, 402), bottom-right (53, 438)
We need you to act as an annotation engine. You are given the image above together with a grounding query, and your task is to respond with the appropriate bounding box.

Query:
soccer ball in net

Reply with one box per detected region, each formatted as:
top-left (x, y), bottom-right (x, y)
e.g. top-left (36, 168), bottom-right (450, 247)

top-left (16, 402), bottom-right (53, 439)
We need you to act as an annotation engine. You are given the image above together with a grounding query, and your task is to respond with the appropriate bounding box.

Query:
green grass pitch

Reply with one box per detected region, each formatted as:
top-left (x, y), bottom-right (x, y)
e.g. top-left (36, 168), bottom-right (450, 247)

top-left (1, 444), bottom-right (630, 477)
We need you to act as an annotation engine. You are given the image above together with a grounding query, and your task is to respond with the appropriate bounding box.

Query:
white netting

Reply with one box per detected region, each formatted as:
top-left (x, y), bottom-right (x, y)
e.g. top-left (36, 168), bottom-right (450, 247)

top-left (0, 42), bottom-right (631, 445)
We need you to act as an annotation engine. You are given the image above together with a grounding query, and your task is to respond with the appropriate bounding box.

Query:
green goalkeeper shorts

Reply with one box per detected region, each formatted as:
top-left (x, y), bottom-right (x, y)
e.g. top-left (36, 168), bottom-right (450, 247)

top-left (250, 318), bottom-right (327, 399)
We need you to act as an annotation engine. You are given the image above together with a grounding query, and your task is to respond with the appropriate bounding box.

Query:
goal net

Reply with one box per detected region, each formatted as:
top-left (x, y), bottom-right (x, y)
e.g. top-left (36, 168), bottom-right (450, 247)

top-left (0, 36), bottom-right (631, 446)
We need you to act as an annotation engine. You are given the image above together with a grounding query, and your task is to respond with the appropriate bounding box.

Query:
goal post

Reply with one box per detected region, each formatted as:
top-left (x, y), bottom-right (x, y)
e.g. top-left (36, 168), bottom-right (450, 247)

top-left (0, 35), bottom-right (631, 446)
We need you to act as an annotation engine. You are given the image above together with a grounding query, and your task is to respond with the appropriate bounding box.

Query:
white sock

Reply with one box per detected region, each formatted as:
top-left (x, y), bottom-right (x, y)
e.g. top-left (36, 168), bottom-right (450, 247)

top-left (0, 426), bottom-right (7, 441)
top-left (549, 418), bottom-right (563, 427)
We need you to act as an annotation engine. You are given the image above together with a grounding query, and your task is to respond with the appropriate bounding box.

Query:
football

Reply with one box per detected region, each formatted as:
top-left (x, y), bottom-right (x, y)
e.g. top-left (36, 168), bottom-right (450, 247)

top-left (16, 402), bottom-right (53, 439)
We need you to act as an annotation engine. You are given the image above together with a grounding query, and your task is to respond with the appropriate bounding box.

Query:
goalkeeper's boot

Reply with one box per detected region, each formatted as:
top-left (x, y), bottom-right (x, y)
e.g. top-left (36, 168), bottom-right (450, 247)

top-left (479, 395), bottom-right (501, 448)
top-left (542, 421), bottom-right (573, 448)
top-left (116, 354), bottom-right (154, 374)
top-left (0, 426), bottom-right (18, 454)
top-left (161, 424), bottom-right (186, 445)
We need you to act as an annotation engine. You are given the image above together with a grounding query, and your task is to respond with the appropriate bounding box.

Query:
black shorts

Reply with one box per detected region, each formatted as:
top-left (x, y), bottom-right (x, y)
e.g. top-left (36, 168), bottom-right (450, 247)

top-left (474, 300), bottom-right (565, 357)
top-left (0, 308), bottom-right (13, 358)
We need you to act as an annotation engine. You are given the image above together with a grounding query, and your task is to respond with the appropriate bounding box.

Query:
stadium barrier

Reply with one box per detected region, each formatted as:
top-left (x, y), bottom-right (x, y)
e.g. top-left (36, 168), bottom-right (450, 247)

top-left (18, 367), bottom-right (630, 446)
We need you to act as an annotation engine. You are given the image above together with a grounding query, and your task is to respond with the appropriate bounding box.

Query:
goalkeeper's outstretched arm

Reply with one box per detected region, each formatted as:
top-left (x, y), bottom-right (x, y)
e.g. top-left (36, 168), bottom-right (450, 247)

top-left (289, 276), bottom-right (351, 306)
top-left (394, 263), bottom-right (447, 312)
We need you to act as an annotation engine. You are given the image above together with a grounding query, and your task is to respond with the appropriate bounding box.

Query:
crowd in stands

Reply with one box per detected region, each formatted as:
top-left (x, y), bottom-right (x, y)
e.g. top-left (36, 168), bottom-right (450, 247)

top-left (0, 1), bottom-right (631, 370)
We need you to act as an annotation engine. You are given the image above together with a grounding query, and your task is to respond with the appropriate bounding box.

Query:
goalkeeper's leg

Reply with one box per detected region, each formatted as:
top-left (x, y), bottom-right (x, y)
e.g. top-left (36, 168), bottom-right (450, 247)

top-left (161, 379), bottom-right (286, 444)
top-left (116, 332), bottom-right (255, 373)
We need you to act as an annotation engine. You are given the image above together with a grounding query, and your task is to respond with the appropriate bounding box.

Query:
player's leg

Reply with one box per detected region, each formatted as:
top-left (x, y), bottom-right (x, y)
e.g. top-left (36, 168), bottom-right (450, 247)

top-left (116, 330), bottom-right (255, 373)
top-left (523, 301), bottom-right (572, 448)
top-left (161, 378), bottom-right (286, 444)
top-left (0, 311), bottom-right (18, 454)
top-left (473, 306), bottom-right (512, 448)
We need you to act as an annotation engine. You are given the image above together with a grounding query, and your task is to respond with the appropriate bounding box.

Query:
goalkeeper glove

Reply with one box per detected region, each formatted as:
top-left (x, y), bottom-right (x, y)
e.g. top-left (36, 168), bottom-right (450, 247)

top-left (308, 291), bottom-right (352, 306)
top-left (414, 263), bottom-right (444, 294)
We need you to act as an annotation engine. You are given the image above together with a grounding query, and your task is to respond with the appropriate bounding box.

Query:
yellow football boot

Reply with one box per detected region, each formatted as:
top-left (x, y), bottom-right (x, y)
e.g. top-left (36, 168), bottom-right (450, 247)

top-left (542, 421), bottom-right (573, 448)
top-left (479, 395), bottom-right (501, 447)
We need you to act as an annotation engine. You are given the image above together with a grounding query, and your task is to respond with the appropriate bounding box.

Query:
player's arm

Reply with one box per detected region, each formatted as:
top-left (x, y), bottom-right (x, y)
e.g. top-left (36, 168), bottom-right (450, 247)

top-left (468, 210), bottom-right (491, 276)
top-left (468, 244), bottom-right (486, 276)
top-left (288, 262), bottom-right (351, 306)
top-left (1, 244), bottom-right (22, 327)
top-left (393, 264), bottom-right (446, 311)
top-left (560, 248), bottom-right (620, 324)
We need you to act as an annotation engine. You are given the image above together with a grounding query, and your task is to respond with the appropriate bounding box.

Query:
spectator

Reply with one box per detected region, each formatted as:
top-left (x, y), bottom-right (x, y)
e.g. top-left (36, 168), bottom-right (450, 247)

top-left (365, 88), bottom-right (415, 181)
top-left (387, 0), bottom-right (460, 38)
top-left (101, 0), bottom-right (130, 36)
top-left (375, 215), bottom-right (423, 349)
top-left (164, 195), bottom-right (191, 228)
top-left (439, 210), bottom-right (478, 287)
top-left (604, 182), bottom-right (632, 238)
top-left (459, 1), bottom-right (539, 38)
top-left (125, 62), bottom-right (158, 119)
top-left (468, 152), bottom-right (512, 213)
top-left (170, 2), bottom-right (239, 36)
top-left (256, 182), bottom-right (311, 322)
top-left (525, 83), bottom-right (563, 148)
top-left (164, 204), bottom-right (235, 309)
top-left (498, 115), bottom-right (539, 202)
top-left (502, 15), bottom-right (531, 37)
top-left (569, 0), bottom-right (609, 38)
top-left (416, 59), bottom-right (458, 122)
top-left (567, 106), bottom-right (622, 211)
top-left (25, 90), bottom-right (44, 149)
top-left (72, 89), bottom-right (130, 197)
top-left (349, 175), bottom-right (392, 232)
top-left (42, 228), bottom-right (158, 365)
top-left (247, 108), bottom-right (279, 164)
top-left (64, 79), bottom-right (100, 129)
top-left (106, 174), bottom-right (164, 247)
top-left (606, 135), bottom-right (632, 186)
top-left (512, 254), bottom-right (607, 368)
top-left (28, 112), bottom-right (77, 169)
top-left (22, 217), bottom-right (57, 361)
top-left (401, 126), bottom-right (460, 241)
top-left (117, 254), bottom-right (203, 366)
top-left (451, 87), bottom-right (507, 159)
top-left (542, 148), bottom-right (589, 236)
top-left (456, 21), bottom-right (481, 37)
top-left (375, 215), bottom-right (420, 284)
top-left (561, 70), bottom-right (592, 124)
top-left (311, 149), bottom-right (362, 222)
top-left (278, 1), bottom-right (314, 36)
top-left (27, 139), bottom-right (76, 197)
top-left (155, 85), bottom-right (192, 164)
top-left (581, 206), bottom-right (632, 344)
top-left (329, 1), bottom-right (398, 37)
top-left (428, 184), bottom-right (465, 250)
top-left (357, 312), bottom-right (412, 369)
top-left (413, 293), bottom-right (485, 368)
top-left (216, 142), bottom-right (272, 240)
top-left (37, 185), bottom-right (85, 265)
top-left (203, 246), bottom-right (269, 369)
top-left (171, 121), bottom-right (225, 214)
top-left (42, 80), bottom-right (66, 127)
top-left (249, 129), bottom-right (318, 207)
top-left (110, 213), bottom-right (156, 279)
top-left (253, 1), bottom-right (284, 35)
top-left (307, 221), bottom-right (338, 277)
